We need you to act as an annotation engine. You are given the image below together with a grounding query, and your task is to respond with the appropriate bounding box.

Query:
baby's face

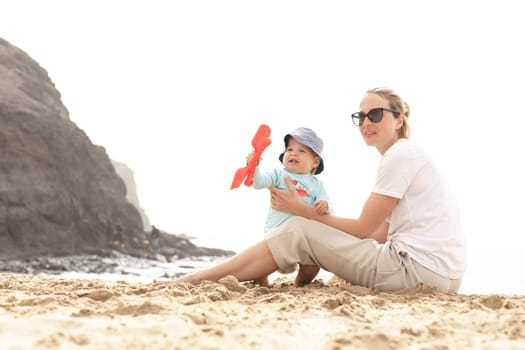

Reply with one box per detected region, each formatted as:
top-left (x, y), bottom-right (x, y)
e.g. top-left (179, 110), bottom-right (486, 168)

top-left (282, 138), bottom-right (320, 175)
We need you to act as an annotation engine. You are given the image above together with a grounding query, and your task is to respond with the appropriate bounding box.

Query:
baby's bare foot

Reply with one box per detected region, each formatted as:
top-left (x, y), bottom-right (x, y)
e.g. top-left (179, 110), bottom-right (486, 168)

top-left (295, 265), bottom-right (320, 286)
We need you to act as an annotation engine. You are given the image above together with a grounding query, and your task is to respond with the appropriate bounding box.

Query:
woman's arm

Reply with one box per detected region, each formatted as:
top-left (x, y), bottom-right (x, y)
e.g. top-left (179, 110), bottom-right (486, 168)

top-left (368, 220), bottom-right (389, 243)
top-left (270, 177), bottom-right (397, 239)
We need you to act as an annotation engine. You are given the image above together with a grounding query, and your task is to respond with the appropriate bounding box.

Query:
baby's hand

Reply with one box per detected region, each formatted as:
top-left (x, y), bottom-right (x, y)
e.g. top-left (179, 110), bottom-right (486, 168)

top-left (313, 200), bottom-right (329, 214)
top-left (246, 151), bottom-right (262, 165)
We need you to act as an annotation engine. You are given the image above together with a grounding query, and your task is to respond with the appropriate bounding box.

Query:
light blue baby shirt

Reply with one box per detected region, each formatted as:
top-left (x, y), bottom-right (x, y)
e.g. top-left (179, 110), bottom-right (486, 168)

top-left (252, 167), bottom-right (333, 232)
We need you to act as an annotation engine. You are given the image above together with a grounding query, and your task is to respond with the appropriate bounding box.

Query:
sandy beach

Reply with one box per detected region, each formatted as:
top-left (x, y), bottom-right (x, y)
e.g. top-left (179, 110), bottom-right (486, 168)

top-left (0, 273), bottom-right (523, 349)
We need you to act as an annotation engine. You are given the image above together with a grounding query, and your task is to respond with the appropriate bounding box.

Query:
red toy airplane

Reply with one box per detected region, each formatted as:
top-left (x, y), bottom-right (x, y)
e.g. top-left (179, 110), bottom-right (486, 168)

top-left (230, 124), bottom-right (271, 189)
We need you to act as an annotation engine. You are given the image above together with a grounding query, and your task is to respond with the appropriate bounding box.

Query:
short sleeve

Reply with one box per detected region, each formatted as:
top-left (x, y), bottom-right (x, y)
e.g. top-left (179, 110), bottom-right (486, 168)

top-left (373, 141), bottom-right (415, 199)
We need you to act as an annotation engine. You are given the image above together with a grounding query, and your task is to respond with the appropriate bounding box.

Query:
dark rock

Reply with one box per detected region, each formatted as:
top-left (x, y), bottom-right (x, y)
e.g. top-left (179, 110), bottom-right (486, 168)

top-left (0, 38), bottom-right (234, 264)
top-left (157, 230), bottom-right (234, 259)
top-left (0, 250), bottom-right (227, 279)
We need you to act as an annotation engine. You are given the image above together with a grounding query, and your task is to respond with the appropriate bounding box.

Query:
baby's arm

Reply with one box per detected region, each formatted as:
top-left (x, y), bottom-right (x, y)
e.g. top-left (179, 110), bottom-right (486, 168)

top-left (246, 151), bottom-right (261, 166)
top-left (313, 182), bottom-right (333, 214)
top-left (246, 152), bottom-right (278, 189)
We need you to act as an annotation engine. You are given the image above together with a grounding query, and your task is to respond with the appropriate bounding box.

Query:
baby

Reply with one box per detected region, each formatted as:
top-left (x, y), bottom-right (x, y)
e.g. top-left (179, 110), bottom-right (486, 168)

top-left (248, 127), bottom-right (332, 286)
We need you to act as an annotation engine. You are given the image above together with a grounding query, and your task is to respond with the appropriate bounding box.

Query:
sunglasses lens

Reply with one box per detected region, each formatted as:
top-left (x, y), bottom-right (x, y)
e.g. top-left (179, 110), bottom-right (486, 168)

top-left (352, 108), bottom-right (388, 126)
top-left (352, 112), bottom-right (366, 126)
top-left (368, 108), bottom-right (383, 123)
top-left (351, 112), bottom-right (364, 126)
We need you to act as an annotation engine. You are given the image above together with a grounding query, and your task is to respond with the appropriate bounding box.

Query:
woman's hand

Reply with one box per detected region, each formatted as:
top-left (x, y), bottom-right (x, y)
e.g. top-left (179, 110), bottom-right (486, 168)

top-left (270, 176), bottom-right (307, 215)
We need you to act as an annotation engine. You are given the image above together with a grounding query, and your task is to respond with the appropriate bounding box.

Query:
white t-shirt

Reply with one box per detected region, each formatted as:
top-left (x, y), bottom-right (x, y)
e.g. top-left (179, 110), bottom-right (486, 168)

top-left (373, 138), bottom-right (467, 279)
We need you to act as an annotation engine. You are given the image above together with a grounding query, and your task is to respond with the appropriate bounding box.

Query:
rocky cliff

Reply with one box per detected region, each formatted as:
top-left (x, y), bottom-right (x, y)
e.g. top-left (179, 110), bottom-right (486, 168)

top-left (0, 38), bottom-right (233, 262)
top-left (111, 160), bottom-right (151, 231)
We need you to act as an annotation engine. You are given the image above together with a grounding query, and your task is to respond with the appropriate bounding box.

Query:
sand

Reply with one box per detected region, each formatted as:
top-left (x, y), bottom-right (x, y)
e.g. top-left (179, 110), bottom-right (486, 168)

top-left (0, 273), bottom-right (524, 349)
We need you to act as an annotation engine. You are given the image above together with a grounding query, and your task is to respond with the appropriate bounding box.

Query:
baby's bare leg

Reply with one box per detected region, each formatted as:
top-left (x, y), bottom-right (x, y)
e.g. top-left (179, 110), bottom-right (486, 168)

top-left (294, 264), bottom-right (320, 286)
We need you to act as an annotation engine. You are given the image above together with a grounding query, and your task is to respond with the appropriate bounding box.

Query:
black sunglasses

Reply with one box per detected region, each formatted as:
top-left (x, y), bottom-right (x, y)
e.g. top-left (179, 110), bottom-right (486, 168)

top-left (351, 107), bottom-right (399, 126)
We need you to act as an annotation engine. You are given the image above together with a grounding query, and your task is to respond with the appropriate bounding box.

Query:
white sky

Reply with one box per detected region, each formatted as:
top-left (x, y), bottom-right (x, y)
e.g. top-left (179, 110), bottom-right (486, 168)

top-left (3, 1), bottom-right (524, 294)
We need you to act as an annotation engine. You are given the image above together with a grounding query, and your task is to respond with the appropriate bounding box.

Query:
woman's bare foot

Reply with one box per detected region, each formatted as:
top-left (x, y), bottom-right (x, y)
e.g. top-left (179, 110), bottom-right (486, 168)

top-left (294, 265), bottom-right (320, 286)
top-left (254, 276), bottom-right (270, 287)
top-left (151, 279), bottom-right (171, 289)
top-left (327, 274), bottom-right (346, 284)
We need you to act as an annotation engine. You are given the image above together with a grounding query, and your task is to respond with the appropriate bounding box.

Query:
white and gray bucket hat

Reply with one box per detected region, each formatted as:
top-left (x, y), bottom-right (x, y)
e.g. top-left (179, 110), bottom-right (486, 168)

top-left (278, 127), bottom-right (324, 175)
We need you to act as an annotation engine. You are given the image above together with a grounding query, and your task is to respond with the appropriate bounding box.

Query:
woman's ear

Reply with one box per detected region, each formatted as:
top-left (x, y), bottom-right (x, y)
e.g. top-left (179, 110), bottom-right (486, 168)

top-left (395, 115), bottom-right (405, 130)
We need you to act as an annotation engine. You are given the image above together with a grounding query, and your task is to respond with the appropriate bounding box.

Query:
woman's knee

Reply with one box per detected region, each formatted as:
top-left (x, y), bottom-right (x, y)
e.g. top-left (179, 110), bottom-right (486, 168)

top-left (283, 216), bottom-right (309, 229)
top-left (266, 216), bottom-right (308, 239)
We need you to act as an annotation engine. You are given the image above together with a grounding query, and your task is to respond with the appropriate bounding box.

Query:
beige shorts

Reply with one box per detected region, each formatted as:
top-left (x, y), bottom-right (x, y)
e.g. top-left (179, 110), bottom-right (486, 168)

top-left (265, 216), bottom-right (462, 293)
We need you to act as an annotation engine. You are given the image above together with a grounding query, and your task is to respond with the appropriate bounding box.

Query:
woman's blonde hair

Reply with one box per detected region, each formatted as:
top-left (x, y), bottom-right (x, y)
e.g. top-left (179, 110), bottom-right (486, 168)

top-left (367, 87), bottom-right (411, 139)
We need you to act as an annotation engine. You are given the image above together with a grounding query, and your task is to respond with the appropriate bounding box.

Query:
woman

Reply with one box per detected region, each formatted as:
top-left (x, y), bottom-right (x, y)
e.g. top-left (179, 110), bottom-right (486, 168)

top-left (173, 87), bottom-right (467, 293)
